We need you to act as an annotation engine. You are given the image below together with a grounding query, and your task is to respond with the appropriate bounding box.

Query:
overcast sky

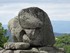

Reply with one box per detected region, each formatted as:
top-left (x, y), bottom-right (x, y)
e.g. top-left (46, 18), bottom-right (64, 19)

top-left (0, 0), bottom-right (70, 25)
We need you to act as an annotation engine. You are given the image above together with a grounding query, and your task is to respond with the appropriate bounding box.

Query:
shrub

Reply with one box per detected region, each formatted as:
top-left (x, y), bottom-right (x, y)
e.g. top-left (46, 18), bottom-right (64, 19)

top-left (54, 34), bottom-right (70, 53)
top-left (0, 23), bottom-right (9, 48)
top-left (64, 45), bottom-right (70, 53)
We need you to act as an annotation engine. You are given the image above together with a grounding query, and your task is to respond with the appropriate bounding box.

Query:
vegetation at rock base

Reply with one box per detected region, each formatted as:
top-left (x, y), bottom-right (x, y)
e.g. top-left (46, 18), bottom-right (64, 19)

top-left (0, 23), bottom-right (9, 48)
top-left (54, 34), bottom-right (70, 53)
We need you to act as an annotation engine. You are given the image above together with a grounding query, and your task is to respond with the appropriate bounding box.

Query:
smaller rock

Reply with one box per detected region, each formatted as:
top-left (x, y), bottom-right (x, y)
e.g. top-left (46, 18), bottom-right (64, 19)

top-left (57, 48), bottom-right (65, 53)
top-left (39, 47), bottom-right (54, 51)
top-left (0, 47), bottom-right (3, 50)
top-left (4, 42), bottom-right (30, 50)
top-left (59, 48), bottom-right (65, 52)
top-left (31, 48), bottom-right (38, 52)
top-left (23, 34), bottom-right (31, 43)
top-left (3, 50), bottom-right (13, 53)
top-left (14, 50), bottom-right (39, 53)
top-left (40, 51), bottom-right (48, 53)
top-left (0, 49), bottom-right (5, 53)
top-left (39, 47), bottom-right (65, 53)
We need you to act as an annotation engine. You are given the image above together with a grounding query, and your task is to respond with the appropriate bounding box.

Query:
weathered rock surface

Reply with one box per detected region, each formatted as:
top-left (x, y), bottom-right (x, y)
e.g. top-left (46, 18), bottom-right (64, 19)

top-left (0, 50), bottom-right (39, 53)
top-left (40, 51), bottom-right (48, 53)
top-left (0, 49), bottom-right (14, 53)
top-left (8, 16), bottom-right (23, 42)
top-left (0, 49), bottom-right (5, 53)
top-left (4, 42), bottom-right (30, 50)
top-left (18, 7), bottom-right (55, 47)
top-left (39, 47), bottom-right (65, 53)
top-left (0, 47), bottom-right (65, 53)
top-left (23, 34), bottom-right (31, 43)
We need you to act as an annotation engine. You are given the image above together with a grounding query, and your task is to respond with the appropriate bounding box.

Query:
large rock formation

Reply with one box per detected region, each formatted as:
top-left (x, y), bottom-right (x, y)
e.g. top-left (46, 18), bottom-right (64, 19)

top-left (0, 7), bottom-right (65, 53)
top-left (9, 7), bottom-right (55, 47)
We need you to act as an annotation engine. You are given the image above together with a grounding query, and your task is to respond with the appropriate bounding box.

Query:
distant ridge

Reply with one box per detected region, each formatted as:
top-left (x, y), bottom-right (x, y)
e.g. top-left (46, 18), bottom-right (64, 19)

top-left (54, 33), bottom-right (62, 36)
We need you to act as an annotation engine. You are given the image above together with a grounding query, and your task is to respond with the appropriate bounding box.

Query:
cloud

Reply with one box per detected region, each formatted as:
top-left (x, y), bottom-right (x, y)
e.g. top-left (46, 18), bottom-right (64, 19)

top-left (0, 2), bottom-right (70, 25)
top-left (0, 0), bottom-right (70, 3)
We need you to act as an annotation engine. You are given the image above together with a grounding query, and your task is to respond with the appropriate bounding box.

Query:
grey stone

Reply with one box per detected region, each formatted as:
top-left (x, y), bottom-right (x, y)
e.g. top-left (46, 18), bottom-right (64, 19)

top-left (57, 48), bottom-right (65, 53)
top-left (23, 34), bottom-right (31, 43)
top-left (39, 47), bottom-right (54, 51)
top-left (8, 7), bottom-right (55, 47)
top-left (4, 42), bottom-right (30, 50)
top-left (0, 49), bottom-right (5, 53)
top-left (39, 47), bottom-right (65, 53)
top-left (3, 50), bottom-right (13, 53)
top-left (31, 48), bottom-right (38, 52)
top-left (18, 12), bottom-right (43, 29)
top-left (8, 17), bottom-right (31, 43)
top-left (1, 7), bottom-right (65, 53)
top-left (39, 47), bottom-right (56, 53)
top-left (14, 50), bottom-right (39, 53)
top-left (0, 50), bottom-right (13, 53)
top-left (59, 48), bottom-right (65, 52)
top-left (40, 51), bottom-right (48, 53)
top-left (18, 7), bottom-right (55, 46)
top-left (8, 16), bottom-right (23, 42)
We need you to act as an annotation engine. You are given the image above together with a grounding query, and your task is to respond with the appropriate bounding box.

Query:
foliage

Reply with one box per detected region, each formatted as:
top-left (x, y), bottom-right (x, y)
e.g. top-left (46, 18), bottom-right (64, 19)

top-left (64, 45), bottom-right (70, 53)
top-left (0, 23), bottom-right (9, 48)
top-left (54, 34), bottom-right (70, 53)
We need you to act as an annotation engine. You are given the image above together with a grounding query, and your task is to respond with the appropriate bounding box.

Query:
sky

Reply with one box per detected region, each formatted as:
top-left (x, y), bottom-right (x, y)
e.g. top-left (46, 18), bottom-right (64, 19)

top-left (0, 0), bottom-right (70, 25)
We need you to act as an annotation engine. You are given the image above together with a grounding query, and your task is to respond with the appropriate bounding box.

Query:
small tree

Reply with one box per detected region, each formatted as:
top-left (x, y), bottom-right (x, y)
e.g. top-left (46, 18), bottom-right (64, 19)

top-left (0, 23), bottom-right (9, 48)
top-left (54, 34), bottom-right (70, 53)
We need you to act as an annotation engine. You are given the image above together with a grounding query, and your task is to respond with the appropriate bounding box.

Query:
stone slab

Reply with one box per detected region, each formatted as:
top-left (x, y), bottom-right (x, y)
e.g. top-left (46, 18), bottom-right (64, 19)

top-left (14, 50), bottom-right (39, 53)
top-left (4, 42), bottom-right (30, 50)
